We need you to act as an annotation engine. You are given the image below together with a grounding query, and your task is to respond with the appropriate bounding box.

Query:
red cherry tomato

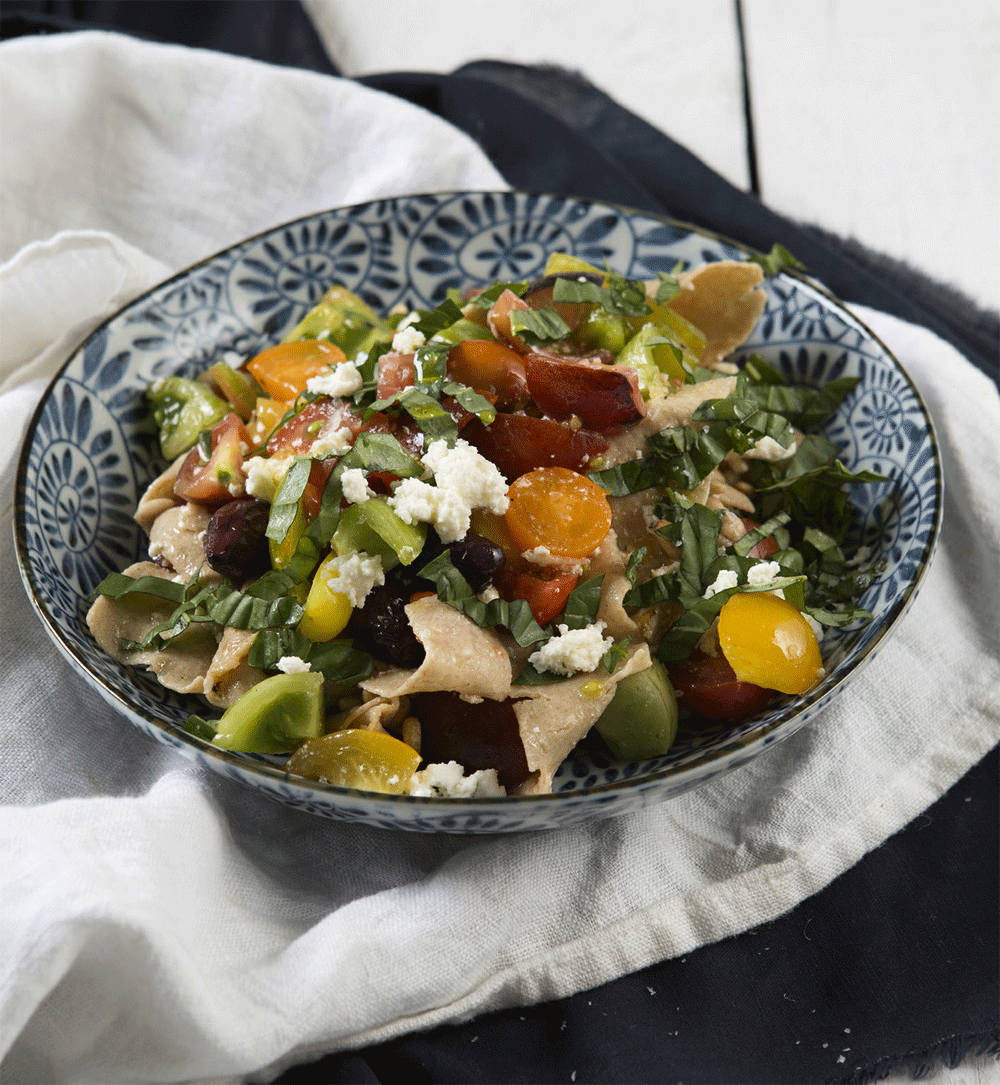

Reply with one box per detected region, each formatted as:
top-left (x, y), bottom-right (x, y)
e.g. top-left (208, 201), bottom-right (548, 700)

top-left (512, 571), bottom-right (579, 626)
top-left (668, 650), bottom-right (774, 721)
top-left (174, 413), bottom-right (251, 508)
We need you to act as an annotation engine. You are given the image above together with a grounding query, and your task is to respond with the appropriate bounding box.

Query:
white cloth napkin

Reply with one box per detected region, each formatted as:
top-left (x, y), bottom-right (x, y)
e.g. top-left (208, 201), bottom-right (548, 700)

top-left (1, 30), bottom-right (998, 1085)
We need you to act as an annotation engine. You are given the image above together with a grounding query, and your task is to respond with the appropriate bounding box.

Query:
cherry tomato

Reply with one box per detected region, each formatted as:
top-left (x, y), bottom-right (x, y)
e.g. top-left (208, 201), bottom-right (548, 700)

top-left (504, 466), bottom-right (612, 559)
top-left (668, 650), bottom-right (774, 721)
top-left (246, 339), bottom-right (347, 401)
top-left (486, 288), bottom-right (531, 349)
top-left (266, 398), bottom-right (362, 457)
top-left (523, 354), bottom-right (646, 432)
top-left (173, 413), bottom-right (251, 508)
top-left (447, 339), bottom-right (528, 409)
top-left (461, 414), bottom-right (608, 481)
top-left (376, 351), bottom-right (415, 399)
top-left (513, 570), bottom-right (579, 626)
top-left (718, 592), bottom-right (823, 695)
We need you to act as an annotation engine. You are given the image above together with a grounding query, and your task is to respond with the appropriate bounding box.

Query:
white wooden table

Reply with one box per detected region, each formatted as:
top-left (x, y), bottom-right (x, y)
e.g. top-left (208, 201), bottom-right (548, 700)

top-left (304, 0), bottom-right (999, 314)
top-left (304, 5), bottom-right (998, 1082)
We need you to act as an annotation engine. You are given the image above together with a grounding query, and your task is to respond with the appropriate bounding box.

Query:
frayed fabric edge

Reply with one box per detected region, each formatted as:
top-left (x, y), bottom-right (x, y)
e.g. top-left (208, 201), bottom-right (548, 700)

top-left (832, 1029), bottom-right (999, 1085)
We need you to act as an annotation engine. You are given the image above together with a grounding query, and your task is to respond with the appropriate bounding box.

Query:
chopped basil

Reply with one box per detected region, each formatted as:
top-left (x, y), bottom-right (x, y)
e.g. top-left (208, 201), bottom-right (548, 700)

top-left (247, 629), bottom-right (373, 685)
top-left (749, 243), bottom-right (806, 277)
top-left (417, 551), bottom-right (548, 647)
top-left (508, 307), bottom-right (572, 346)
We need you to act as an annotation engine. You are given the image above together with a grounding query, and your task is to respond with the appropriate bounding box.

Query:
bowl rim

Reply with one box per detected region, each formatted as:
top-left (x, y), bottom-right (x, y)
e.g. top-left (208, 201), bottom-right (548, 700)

top-left (13, 189), bottom-right (944, 810)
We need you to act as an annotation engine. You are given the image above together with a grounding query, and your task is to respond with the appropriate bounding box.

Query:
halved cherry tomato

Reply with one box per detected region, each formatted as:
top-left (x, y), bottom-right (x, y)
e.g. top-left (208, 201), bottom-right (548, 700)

top-left (523, 354), bottom-right (646, 432)
top-left (267, 398), bottom-right (362, 457)
top-left (486, 289), bottom-right (531, 349)
top-left (505, 466), bottom-right (612, 559)
top-left (718, 592), bottom-right (823, 695)
top-left (513, 570), bottom-right (579, 626)
top-left (376, 352), bottom-right (415, 399)
top-left (247, 397), bottom-right (292, 449)
top-left (246, 339), bottom-right (346, 401)
top-left (462, 414), bottom-right (608, 481)
top-left (301, 458), bottom-right (335, 522)
top-left (174, 413), bottom-right (251, 508)
top-left (447, 339), bottom-right (528, 409)
top-left (668, 650), bottom-right (774, 721)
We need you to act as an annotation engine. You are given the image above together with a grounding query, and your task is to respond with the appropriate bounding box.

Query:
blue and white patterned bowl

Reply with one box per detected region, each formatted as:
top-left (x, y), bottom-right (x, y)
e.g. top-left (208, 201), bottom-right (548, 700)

top-left (14, 192), bottom-right (942, 832)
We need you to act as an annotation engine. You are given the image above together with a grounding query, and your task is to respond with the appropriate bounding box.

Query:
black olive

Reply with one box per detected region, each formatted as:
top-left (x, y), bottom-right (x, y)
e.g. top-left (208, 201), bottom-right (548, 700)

top-left (203, 497), bottom-right (271, 582)
top-left (447, 534), bottom-right (505, 594)
top-left (350, 583), bottom-right (425, 668)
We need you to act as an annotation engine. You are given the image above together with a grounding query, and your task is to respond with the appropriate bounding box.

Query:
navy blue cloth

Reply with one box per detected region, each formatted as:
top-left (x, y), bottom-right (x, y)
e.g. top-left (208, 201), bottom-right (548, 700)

top-left (4, 5), bottom-right (998, 1083)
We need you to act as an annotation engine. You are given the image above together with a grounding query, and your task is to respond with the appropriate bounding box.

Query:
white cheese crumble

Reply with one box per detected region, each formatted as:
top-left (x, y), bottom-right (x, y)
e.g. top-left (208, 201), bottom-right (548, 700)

top-left (421, 438), bottom-right (510, 515)
top-left (305, 361), bottom-right (364, 398)
top-left (388, 477), bottom-right (471, 543)
top-left (744, 435), bottom-right (796, 462)
top-left (528, 620), bottom-right (613, 677)
top-left (747, 560), bottom-right (782, 586)
top-left (276, 656), bottom-right (311, 674)
top-left (391, 324), bottom-right (426, 353)
top-left (310, 426), bottom-right (355, 458)
top-left (408, 761), bottom-right (506, 798)
top-left (323, 552), bottom-right (385, 607)
top-left (340, 467), bottom-right (373, 505)
top-left (703, 569), bottom-right (739, 599)
top-left (522, 545), bottom-right (552, 564)
top-left (244, 455), bottom-right (294, 503)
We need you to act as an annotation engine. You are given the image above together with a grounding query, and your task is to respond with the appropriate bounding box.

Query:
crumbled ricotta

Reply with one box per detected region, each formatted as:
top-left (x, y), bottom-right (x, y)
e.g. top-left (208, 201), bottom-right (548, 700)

top-left (310, 426), bottom-right (355, 458)
top-left (388, 477), bottom-right (471, 543)
top-left (391, 323), bottom-right (426, 353)
top-left (340, 467), bottom-right (373, 505)
top-left (703, 569), bottom-right (739, 599)
top-left (323, 552), bottom-right (385, 607)
top-left (276, 655), bottom-right (311, 674)
top-left (528, 620), bottom-right (613, 677)
top-left (744, 435), bottom-right (796, 462)
top-left (747, 560), bottom-right (782, 587)
top-left (421, 438), bottom-right (509, 515)
top-left (306, 361), bottom-right (364, 398)
top-left (408, 761), bottom-right (506, 798)
top-left (244, 455), bottom-right (294, 503)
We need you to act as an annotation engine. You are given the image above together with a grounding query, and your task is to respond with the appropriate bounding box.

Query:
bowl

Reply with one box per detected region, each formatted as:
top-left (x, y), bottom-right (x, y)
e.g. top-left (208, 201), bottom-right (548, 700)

top-left (14, 191), bottom-right (942, 832)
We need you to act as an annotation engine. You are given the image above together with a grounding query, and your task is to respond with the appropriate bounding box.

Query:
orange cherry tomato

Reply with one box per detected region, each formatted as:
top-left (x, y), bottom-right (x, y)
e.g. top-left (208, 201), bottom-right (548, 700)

top-left (246, 339), bottom-right (346, 401)
top-left (513, 571), bottom-right (579, 626)
top-left (504, 466), bottom-right (612, 559)
top-left (718, 592), bottom-right (823, 695)
top-left (447, 339), bottom-right (528, 409)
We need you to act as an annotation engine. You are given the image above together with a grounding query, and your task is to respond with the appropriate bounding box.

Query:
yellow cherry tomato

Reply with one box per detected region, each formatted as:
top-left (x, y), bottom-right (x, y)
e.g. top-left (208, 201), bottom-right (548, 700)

top-left (718, 592), bottom-right (823, 695)
top-left (286, 729), bottom-right (421, 793)
top-left (298, 553), bottom-right (353, 642)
